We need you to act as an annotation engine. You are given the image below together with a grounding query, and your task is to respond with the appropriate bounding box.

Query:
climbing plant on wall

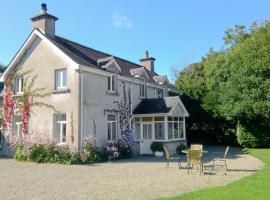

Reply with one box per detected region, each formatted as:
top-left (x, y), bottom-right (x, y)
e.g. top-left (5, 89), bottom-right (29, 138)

top-left (2, 69), bottom-right (57, 137)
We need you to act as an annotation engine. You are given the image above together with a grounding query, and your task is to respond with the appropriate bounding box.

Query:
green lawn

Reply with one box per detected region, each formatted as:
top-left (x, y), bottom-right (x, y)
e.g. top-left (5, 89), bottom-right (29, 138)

top-left (158, 149), bottom-right (270, 200)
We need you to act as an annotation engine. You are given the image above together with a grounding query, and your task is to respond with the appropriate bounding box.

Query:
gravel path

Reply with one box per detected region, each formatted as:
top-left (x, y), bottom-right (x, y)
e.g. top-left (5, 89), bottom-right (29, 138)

top-left (0, 147), bottom-right (263, 200)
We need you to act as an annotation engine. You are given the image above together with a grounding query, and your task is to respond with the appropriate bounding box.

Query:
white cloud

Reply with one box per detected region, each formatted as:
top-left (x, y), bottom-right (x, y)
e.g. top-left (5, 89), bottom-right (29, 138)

top-left (112, 11), bottom-right (133, 28)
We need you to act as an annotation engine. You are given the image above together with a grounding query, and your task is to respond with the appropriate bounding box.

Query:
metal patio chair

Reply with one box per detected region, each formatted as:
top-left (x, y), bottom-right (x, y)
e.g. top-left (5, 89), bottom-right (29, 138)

top-left (163, 146), bottom-right (181, 169)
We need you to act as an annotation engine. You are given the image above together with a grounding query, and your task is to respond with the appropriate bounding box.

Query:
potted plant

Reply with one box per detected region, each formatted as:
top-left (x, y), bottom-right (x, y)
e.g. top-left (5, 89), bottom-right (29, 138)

top-left (176, 144), bottom-right (187, 155)
top-left (150, 142), bottom-right (164, 156)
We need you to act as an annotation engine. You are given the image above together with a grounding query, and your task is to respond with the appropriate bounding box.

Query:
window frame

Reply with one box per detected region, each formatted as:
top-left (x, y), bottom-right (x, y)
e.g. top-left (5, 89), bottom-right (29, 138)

top-left (139, 82), bottom-right (145, 98)
top-left (107, 74), bottom-right (116, 93)
top-left (55, 68), bottom-right (67, 90)
top-left (154, 120), bottom-right (165, 141)
top-left (107, 114), bottom-right (117, 142)
top-left (15, 77), bottom-right (23, 94)
top-left (56, 113), bottom-right (67, 144)
top-left (168, 117), bottom-right (184, 141)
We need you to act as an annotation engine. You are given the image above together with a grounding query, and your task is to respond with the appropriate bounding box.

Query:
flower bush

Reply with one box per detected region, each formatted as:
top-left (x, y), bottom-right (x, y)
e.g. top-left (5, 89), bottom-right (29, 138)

top-left (9, 132), bottom-right (135, 165)
top-left (10, 133), bottom-right (80, 164)
top-left (116, 130), bottom-right (135, 159)
top-left (80, 136), bottom-right (105, 163)
top-left (102, 143), bottom-right (120, 160)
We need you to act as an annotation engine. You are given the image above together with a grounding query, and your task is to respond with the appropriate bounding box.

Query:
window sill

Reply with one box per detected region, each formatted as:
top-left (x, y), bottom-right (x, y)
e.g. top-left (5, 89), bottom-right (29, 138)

top-left (106, 91), bottom-right (119, 96)
top-left (139, 96), bottom-right (145, 99)
top-left (13, 93), bottom-right (24, 97)
top-left (53, 88), bottom-right (70, 94)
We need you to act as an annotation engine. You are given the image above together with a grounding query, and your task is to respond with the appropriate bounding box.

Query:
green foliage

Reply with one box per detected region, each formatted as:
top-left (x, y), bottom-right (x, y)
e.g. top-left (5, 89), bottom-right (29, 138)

top-left (28, 144), bottom-right (47, 163)
top-left (14, 143), bottom-right (27, 161)
top-left (150, 142), bottom-right (164, 153)
top-left (236, 123), bottom-right (270, 148)
top-left (175, 62), bottom-right (206, 100)
top-left (81, 143), bottom-right (105, 163)
top-left (176, 144), bottom-right (187, 154)
top-left (0, 63), bottom-right (6, 73)
top-left (236, 123), bottom-right (257, 148)
top-left (175, 21), bottom-right (270, 147)
top-left (14, 143), bottom-right (81, 165)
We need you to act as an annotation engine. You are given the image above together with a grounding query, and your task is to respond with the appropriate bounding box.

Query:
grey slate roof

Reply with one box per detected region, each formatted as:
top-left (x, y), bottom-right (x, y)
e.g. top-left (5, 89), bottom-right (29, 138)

top-left (46, 35), bottom-right (161, 84)
top-left (133, 96), bottom-right (181, 115)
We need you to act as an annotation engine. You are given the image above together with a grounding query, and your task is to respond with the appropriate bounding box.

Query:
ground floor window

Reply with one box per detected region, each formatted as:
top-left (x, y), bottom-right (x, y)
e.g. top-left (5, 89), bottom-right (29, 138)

top-left (54, 113), bottom-right (67, 143)
top-left (154, 122), bottom-right (165, 140)
top-left (107, 115), bottom-right (117, 142)
top-left (13, 115), bottom-right (22, 139)
top-left (168, 117), bottom-right (184, 140)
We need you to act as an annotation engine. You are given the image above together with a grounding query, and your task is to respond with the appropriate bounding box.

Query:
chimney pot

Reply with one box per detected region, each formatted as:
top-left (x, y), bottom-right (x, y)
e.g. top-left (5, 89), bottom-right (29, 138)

top-left (145, 50), bottom-right (149, 58)
top-left (139, 50), bottom-right (155, 72)
top-left (41, 3), bottom-right (47, 14)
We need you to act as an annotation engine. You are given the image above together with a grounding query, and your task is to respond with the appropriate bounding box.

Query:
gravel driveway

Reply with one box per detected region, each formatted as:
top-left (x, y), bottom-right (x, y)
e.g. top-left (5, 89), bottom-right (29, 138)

top-left (0, 146), bottom-right (263, 200)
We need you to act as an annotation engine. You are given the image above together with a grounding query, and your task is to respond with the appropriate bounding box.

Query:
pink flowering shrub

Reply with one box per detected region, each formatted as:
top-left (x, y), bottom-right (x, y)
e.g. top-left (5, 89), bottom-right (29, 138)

top-left (10, 132), bottom-right (80, 164)
top-left (80, 135), bottom-right (105, 163)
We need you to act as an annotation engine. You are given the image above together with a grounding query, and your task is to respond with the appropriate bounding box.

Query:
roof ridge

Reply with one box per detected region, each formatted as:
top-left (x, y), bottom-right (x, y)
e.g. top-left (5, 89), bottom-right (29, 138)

top-left (55, 35), bottom-right (152, 70)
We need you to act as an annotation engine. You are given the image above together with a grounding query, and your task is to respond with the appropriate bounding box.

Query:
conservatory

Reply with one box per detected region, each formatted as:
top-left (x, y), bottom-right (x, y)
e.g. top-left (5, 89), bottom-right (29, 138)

top-left (132, 96), bottom-right (189, 154)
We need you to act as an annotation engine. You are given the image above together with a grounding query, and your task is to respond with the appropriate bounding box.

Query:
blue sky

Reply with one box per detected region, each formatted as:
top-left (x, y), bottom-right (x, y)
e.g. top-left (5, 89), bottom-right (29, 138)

top-left (0, 0), bottom-right (269, 80)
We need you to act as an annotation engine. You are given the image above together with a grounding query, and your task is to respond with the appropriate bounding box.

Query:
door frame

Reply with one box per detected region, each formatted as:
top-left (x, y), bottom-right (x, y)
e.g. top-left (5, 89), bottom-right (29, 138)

top-left (140, 122), bottom-right (153, 155)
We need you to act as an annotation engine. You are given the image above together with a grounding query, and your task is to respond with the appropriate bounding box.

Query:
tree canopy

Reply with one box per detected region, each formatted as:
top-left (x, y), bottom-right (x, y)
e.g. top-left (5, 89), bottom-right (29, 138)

top-left (175, 21), bottom-right (270, 147)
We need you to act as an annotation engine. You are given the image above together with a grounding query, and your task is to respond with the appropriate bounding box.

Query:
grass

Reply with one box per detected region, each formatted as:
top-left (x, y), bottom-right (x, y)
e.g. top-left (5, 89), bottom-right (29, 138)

top-left (158, 149), bottom-right (270, 200)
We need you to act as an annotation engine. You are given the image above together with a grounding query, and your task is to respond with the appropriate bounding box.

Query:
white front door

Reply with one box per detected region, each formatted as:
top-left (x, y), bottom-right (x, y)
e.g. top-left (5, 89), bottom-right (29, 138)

top-left (140, 123), bottom-right (153, 154)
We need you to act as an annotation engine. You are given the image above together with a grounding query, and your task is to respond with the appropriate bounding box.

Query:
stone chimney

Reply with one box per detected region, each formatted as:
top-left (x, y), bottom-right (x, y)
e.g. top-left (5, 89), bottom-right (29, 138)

top-left (139, 50), bottom-right (155, 72)
top-left (30, 4), bottom-right (58, 37)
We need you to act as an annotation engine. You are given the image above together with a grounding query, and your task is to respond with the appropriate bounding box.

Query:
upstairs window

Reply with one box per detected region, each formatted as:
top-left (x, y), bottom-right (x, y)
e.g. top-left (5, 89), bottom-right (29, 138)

top-left (14, 77), bottom-right (23, 94)
top-left (156, 88), bottom-right (167, 98)
top-left (55, 69), bottom-right (67, 90)
top-left (107, 74), bottom-right (116, 92)
top-left (139, 83), bottom-right (145, 98)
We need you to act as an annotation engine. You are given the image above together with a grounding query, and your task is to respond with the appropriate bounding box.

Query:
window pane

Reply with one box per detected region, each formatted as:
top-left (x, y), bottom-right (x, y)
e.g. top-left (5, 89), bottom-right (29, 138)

top-left (62, 123), bottom-right (66, 143)
top-left (141, 117), bottom-right (152, 122)
top-left (143, 124), bottom-right (148, 139)
top-left (157, 88), bottom-right (163, 98)
top-left (55, 70), bottom-right (61, 89)
top-left (62, 69), bottom-right (67, 87)
top-left (108, 76), bottom-right (111, 90)
top-left (56, 113), bottom-right (66, 121)
top-left (108, 115), bottom-right (116, 121)
top-left (108, 123), bottom-right (111, 140)
top-left (15, 77), bottom-right (23, 94)
top-left (140, 84), bottom-right (145, 97)
top-left (112, 75), bottom-right (115, 91)
top-left (135, 123), bottom-right (140, 140)
top-left (155, 122), bottom-right (165, 140)
top-left (179, 122), bottom-right (183, 138)
top-left (134, 117), bottom-right (140, 122)
top-left (154, 116), bottom-right (164, 121)
top-left (174, 122), bottom-right (179, 139)
top-left (168, 122), bottom-right (173, 139)
top-left (112, 122), bottom-right (116, 141)
top-left (148, 124), bottom-right (152, 139)
top-left (168, 117), bottom-right (173, 121)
